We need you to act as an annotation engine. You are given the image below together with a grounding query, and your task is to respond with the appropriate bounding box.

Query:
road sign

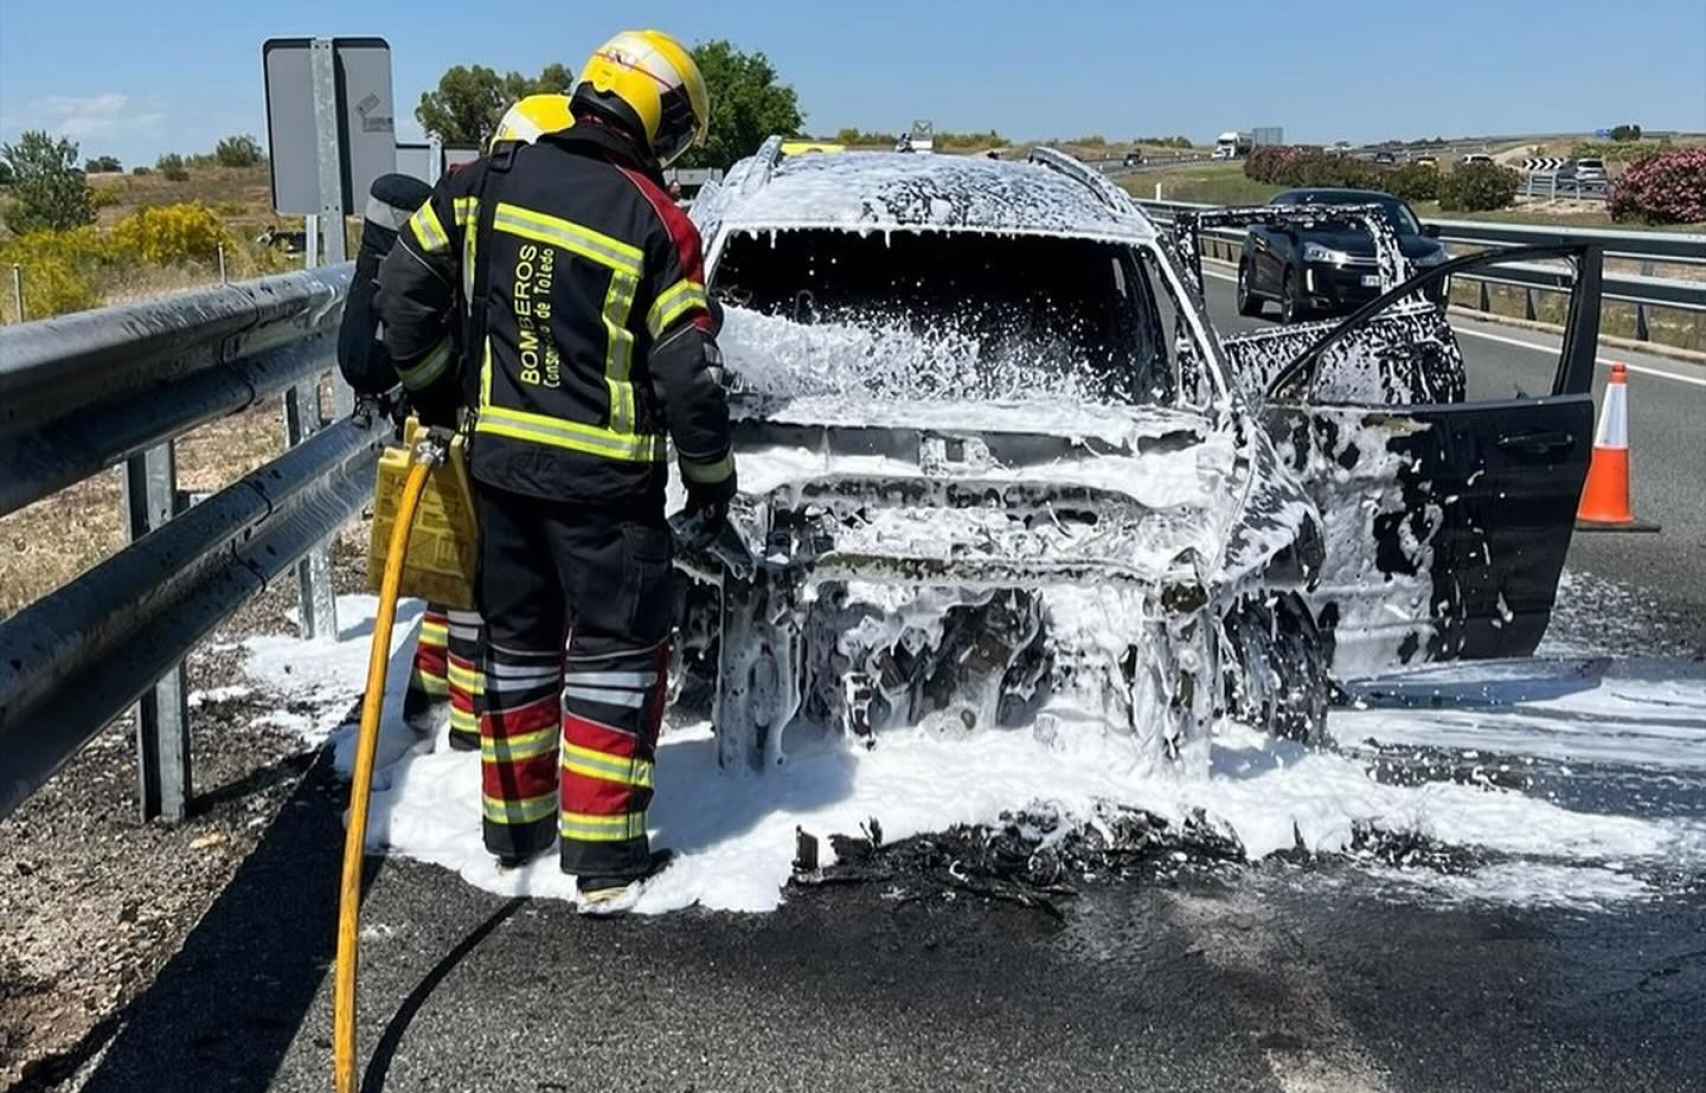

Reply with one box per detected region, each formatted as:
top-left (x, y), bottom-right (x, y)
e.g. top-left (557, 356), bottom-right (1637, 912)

top-left (262, 37), bottom-right (396, 216)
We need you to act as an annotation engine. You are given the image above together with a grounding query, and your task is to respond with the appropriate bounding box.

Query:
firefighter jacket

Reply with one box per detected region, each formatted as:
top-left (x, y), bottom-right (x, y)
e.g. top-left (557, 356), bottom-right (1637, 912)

top-left (375, 123), bottom-right (734, 507)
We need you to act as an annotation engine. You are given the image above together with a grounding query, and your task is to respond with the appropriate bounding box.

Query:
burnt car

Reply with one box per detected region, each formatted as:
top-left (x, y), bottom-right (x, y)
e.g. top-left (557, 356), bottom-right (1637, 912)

top-left (1236, 188), bottom-right (1449, 321)
top-left (674, 140), bottom-right (1601, 773)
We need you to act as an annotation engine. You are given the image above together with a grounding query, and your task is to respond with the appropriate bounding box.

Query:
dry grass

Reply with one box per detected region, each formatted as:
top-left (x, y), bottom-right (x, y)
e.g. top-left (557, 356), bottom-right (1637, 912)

top-left (89, 165), bottom-right (286, 236)
top-left (0, 402), bottom-right (291, 621)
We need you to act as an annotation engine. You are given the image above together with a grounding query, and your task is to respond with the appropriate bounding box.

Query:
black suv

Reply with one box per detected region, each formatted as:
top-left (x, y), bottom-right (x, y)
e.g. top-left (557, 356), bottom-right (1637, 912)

top-left (1236, 188), bottom-right (1450, 322)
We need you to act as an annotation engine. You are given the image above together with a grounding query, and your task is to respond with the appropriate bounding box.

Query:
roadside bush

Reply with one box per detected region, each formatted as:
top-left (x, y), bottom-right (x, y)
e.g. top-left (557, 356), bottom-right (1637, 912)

top-left (214, 135), bottom-right (264, 168)
top-left (1609, 147), bottom-right (1706, 224)
top-left (1, 130), bottom-right (96, 234)
top-left (111, 203), bottom-right (228, 264)
top-left (1245, 146), bottom-right (1387, 190)
top-left (0, 228), bottom-right (117, 318)
top-left (1438, 163), bottom-right (1521, 211)
top-left (1244, 146), bottom-right (1298, 182)
top-left (156, 153), bottom-right (189, 182)
top-left (1386, 162), bottom-right (1440, 202)
top-left (90, 185), bottom-right (124, 210)
top-left (131, 165), bottom-right (152, 176)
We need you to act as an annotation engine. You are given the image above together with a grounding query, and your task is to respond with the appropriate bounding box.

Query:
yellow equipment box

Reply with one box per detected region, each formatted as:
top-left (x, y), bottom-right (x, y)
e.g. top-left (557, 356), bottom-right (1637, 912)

top-left (368, 419), bottom-right (479, 610)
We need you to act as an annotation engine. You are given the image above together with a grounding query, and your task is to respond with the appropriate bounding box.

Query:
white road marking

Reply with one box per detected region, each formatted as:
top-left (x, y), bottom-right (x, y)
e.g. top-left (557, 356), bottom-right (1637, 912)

top-left (1202, 266), bottom-right (1706, 389)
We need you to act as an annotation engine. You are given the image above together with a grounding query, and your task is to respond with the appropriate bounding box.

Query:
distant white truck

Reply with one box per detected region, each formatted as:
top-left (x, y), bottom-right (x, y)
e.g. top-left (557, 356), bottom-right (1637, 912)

top-left (1214, 127), bottom-right (1282, 160)
top-left (1214, 131), bottom-right (1250, 160)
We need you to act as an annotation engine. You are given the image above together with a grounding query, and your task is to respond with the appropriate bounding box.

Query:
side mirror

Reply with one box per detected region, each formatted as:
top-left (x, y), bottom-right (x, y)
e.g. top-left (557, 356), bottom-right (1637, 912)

top-left (1422, 224), bottom-right (1442, 239)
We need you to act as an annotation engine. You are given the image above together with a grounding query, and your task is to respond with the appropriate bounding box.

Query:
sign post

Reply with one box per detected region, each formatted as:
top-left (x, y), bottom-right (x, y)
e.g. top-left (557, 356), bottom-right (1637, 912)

top-left (264, 36), bottom-right (397, 641)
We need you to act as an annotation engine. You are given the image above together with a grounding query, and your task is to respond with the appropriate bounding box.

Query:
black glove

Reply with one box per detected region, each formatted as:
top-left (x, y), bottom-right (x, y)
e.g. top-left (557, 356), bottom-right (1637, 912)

top-left (409, 384), bottom-right (461, 429)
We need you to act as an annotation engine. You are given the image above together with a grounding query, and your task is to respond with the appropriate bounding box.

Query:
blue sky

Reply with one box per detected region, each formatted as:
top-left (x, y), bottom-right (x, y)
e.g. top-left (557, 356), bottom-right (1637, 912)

top-left (2, 0), bottom-right (1702, 168)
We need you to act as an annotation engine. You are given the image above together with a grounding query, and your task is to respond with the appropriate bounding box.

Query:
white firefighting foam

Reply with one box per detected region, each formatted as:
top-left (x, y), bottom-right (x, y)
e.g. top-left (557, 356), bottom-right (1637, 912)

top-left (243, 594), bottom-right (1706, 915)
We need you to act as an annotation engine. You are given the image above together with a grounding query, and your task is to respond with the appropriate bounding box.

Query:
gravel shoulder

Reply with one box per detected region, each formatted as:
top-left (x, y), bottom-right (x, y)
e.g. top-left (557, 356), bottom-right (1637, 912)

top-left (0, 527), bottom-right (370, 1091)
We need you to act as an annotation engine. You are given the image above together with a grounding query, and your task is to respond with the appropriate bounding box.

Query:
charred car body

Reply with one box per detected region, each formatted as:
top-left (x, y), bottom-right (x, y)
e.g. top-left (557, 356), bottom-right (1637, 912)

top-left (673, 139), bottom-right (1602, 773)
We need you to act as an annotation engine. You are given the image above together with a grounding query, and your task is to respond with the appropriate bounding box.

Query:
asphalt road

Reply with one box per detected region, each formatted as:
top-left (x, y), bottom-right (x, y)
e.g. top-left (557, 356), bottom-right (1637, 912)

top-left (59, 280), bottom-right (1706, 1093)
top-left (73, 744), bottom-right (1706, 1093)
top-left (1198, 269), bottom-right (1706, 624)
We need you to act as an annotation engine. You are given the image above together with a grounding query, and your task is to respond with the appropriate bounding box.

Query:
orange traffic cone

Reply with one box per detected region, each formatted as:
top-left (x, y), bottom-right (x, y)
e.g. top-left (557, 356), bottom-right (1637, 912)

top-left (1576, 363), bottom-right (1659, 532)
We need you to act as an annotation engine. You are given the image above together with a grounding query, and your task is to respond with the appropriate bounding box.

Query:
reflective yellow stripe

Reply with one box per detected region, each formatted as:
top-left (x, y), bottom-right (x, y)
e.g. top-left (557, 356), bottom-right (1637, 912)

top-left (491, 203), bottom-right (642, 276)
top-left (450, 706), bottom-right (479, 734)
top-left (397, 338), bottom-right (453, 391)
top-left (447, 661), bottom-right (486, 696)
top-left (481, 337), bottom-right (493, 406)
top-left (560, 810), bottom-right (648, 842)
top-left (419, 621), bottom-right (449, 646)
top-left (647, 279), bottom-right (708, 337)
top-left (410, 673), bottom-right (450, 697)
top-left (476, 405), bottom-right (666, 462)
top-left (460, 198), bottom-right (480, 314)
top-left (680, 452), bottom-right (734, 485)
top-left (482, 726), bottom-right (558, 765)
top-left (561, 743), bottom-right (653, 788)
top-left (483, 792), bottom-right (557, 826)
top-left (409, 202), bottom-right (450, 254)
top-left (603, 271), bottom-right (640, 434)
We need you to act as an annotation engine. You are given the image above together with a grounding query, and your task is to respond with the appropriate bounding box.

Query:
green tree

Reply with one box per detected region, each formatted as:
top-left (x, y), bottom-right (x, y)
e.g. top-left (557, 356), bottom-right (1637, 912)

top-left (1610, 124), bottom-right (1643, 142)
top-left (214, 134), bottom-right (264, 168)
top-left (415, 63), bottom-right (575, 146)
top-left (1, 131), bottom-right (95, 233)
top-left (0, 160), bottom-right (13, 186)
top-left (84, 155), bottom-right (122, 173)
top-left (156, 153), bottom-right (188, 182)
top-left (678, 41), bottom-right (804, 170)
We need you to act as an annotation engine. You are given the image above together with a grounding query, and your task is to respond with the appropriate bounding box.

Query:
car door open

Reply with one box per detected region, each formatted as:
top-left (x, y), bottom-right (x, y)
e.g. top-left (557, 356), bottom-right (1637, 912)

top-left (1241, 243), bottom-right (1603, 677)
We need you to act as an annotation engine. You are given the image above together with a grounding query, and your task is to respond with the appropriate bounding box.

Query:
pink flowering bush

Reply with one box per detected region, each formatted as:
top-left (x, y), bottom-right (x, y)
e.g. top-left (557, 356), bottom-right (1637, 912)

top-left (1610, 148), bottom-right (1706, 224)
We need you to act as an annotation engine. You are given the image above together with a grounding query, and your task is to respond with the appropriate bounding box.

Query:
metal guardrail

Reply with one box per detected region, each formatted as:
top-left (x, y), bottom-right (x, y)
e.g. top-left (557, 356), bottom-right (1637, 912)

top-left (1134, 198), bottom-right (1706, 341)
top-left (1522, 172), bottom-right (1609, 203)
top-left (0, 264), bottom-right (383, 821)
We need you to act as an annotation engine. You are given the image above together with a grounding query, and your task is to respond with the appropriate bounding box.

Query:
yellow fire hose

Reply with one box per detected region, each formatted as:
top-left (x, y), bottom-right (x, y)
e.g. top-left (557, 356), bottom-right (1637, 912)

top-left (332, 447), bottom-right (436, 1093)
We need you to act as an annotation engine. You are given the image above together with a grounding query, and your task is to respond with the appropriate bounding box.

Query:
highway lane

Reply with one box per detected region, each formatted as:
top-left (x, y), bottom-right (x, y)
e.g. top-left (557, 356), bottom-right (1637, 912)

top-left (1199, 268), bottom-right (1706, 624)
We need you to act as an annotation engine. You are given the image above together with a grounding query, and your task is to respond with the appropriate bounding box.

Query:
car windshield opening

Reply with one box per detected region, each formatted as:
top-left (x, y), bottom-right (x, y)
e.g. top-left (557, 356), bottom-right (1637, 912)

top-left (711, 227), bottom-right (1172, 406)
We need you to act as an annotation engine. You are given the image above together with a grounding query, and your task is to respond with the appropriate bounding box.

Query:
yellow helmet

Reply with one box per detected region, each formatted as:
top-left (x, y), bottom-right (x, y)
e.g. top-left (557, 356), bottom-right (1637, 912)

top-left (572, 30), bottom-right (709, 167)
top-left (490, 93), bottom-right (574, 150)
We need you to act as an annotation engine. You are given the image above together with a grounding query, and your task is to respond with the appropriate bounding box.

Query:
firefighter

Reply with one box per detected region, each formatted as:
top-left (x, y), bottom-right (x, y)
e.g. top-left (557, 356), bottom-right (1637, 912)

top-left (375, 30), bottom-right (734, 914)
top-left (335, 172), bottom-right (483, 746)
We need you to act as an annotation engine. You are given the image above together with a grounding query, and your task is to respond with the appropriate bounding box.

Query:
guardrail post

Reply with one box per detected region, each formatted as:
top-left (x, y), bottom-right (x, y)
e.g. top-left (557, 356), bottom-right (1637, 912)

top-left (285, 381), bottom-right (339, 640)
top-left (1635, 259), bottom-right (1653, 341)
top-left (10, 264), bottom-right (22, 323)
top-left (124, 443), bottom-right (192, 821)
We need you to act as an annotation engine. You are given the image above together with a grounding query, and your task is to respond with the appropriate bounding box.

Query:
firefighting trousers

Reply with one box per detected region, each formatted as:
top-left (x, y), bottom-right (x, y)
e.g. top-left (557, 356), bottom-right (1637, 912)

top-left (474, 484), bottom-right (675, 878)
top-left (409, 604), bottom-right (487, 750)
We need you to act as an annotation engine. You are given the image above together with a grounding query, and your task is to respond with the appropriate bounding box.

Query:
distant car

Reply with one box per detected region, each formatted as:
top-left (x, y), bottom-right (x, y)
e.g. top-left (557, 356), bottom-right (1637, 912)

top-left (1237, 188), bottom-right (1450, 322)
top-left (1413, 155), bottom-right (1438, 168)
top-left (1563, 158), bottom-right (1608, 184)
top-left (1461, 153), bottom-right (1494, 166)
top-left (1372, 151), bottom-right (1397, 165)
top-left (1123, 151), bottom-right (1144, 167)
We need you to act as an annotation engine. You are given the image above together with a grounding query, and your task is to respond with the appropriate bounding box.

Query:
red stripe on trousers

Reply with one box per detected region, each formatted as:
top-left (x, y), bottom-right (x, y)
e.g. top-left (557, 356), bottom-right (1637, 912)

top-left (483, 750), bottom-right (558, 802)
top-left (560, 768), bottom-right (641, 816)
top-left (483, 695), bottom-right (558, 739)
top-left (564, 713), bottom-right (640, 760)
